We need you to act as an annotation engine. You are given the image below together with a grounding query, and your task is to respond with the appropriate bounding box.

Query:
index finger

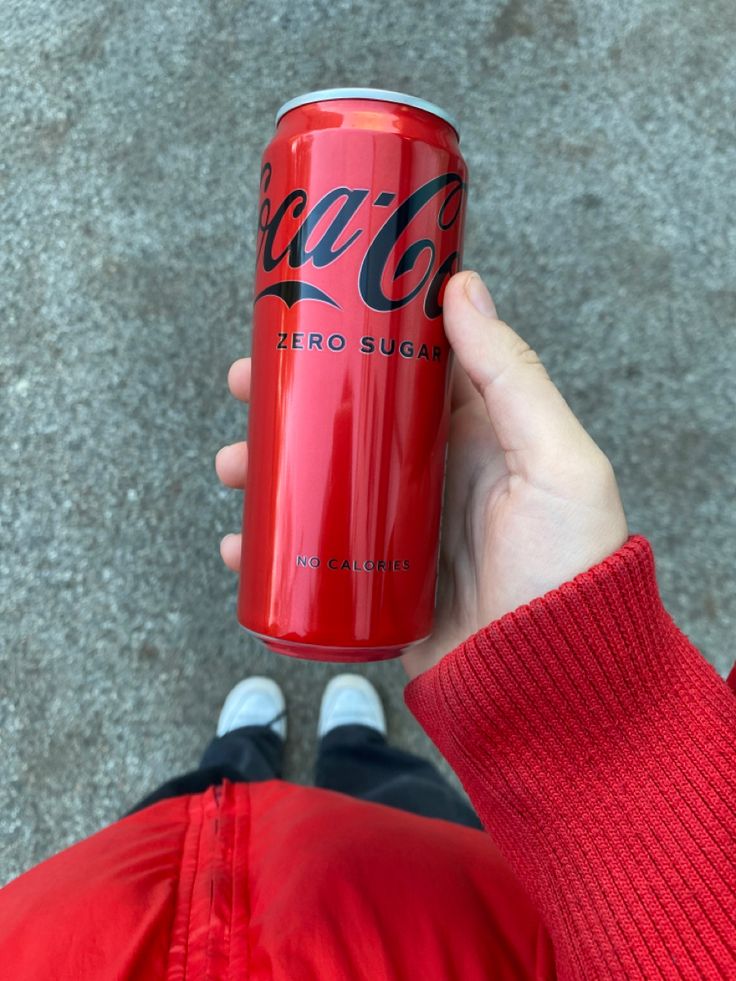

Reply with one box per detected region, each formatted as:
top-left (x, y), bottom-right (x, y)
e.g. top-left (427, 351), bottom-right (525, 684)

top-left (227, 358), bottom-right (252, 402)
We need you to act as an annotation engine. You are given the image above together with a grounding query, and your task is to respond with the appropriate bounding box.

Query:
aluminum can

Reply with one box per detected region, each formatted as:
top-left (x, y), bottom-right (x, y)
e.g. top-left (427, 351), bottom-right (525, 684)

top-left (238, 88), bottom-right (467, 661)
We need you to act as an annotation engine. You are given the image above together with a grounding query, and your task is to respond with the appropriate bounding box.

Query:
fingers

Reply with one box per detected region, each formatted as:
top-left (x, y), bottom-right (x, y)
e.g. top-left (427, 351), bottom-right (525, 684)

top-left (442, 271), bottom-right (599, 476)
top-left (448, 281), bottom-right (496, 413)
top-left (218, 361), bottom-right (250, 571)
top-left (220, 533), bottom-right (242, 571)
top-left (228, 358), bottom-right (252, 402)
top-left (216, 441), bottom-right (248, 488)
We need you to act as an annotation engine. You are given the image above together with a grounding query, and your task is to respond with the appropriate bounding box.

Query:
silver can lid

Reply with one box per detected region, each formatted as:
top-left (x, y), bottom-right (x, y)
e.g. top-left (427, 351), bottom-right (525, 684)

top-left (275, 88), bottom-right (460, 140)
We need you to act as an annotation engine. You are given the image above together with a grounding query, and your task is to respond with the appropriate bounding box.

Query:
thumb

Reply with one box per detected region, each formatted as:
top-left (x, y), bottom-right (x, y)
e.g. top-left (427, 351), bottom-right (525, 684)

top-left (443, 271), bottom-right (598, 476)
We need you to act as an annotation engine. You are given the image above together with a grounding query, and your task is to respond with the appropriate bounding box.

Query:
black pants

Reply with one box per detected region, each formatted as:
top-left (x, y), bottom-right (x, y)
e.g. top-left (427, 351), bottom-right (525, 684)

top-left (129, 725), bottom-right (481, 829)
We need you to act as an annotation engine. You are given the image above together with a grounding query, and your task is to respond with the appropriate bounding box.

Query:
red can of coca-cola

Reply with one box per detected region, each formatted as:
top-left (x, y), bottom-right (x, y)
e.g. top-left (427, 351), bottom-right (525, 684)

top-left (237, 88), bottom-right (467, 661)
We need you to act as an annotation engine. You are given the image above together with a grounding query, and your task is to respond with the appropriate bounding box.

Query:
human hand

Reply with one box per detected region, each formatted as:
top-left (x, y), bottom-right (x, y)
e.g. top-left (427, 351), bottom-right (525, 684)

top-left (215, 270), bottom-right (628, 680)
top-left (399, 270), bottom-right (628, 679)
top-left (215, 359), bottom-right (252, 572)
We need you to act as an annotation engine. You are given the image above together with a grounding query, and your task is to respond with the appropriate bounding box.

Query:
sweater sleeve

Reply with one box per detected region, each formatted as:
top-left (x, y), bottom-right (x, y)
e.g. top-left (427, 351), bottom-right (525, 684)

top-left (405, 535), bottom-right (736, 979)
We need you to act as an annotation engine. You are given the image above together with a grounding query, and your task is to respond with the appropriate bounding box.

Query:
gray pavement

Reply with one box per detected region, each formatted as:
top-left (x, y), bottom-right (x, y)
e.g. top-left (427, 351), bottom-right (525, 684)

top-left (1, 0), bottom-right (735, 884)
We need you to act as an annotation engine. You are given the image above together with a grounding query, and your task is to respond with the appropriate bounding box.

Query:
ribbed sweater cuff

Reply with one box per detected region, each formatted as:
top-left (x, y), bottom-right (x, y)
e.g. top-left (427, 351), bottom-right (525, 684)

top-left (405, 535), bottom-right (736, 978)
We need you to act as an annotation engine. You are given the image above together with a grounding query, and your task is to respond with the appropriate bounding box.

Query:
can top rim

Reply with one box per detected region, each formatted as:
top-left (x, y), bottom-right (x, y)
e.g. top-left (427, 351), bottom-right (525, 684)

top-left (275, 88), bottom-right (460, 139)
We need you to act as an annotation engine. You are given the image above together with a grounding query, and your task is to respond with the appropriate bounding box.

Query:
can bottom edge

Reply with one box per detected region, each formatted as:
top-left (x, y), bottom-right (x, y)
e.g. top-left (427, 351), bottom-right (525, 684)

top-left (241, 626), bottom-right (430, 663)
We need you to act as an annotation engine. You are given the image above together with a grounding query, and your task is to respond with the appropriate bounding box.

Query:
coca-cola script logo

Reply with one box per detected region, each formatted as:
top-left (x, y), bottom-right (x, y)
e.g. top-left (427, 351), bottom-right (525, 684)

top-left (255, 163), bottom-right (465, 318)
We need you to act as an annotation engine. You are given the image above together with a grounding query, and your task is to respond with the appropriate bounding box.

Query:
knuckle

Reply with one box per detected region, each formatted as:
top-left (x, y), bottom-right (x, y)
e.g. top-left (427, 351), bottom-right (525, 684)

top-left (595, 449), bottom-right (617, 479)
top-left (485, 337), bottom-right (550, 393)
top-left (587, 450), bottom-right (619, 495)
top-left (558, 447), bottom-right (618, 495)
top-left (509, 337), bottom-right (548, 374)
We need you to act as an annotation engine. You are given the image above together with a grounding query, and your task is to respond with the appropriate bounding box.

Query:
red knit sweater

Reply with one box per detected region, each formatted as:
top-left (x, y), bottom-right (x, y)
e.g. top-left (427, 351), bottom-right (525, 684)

top-left (406, 535), bottom-right (736, 979)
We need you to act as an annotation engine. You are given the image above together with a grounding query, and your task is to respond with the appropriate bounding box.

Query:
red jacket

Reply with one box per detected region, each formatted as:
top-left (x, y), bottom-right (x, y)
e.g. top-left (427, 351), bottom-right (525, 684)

top-left (1, 536), bottom-right (734, 979)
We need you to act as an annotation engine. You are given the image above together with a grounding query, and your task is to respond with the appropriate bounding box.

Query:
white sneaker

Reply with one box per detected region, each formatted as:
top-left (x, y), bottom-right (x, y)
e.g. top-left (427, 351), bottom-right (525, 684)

top-left (318, 674), bottom-right (386, 739)
top-left (216, 677), bottom-right (287, 739)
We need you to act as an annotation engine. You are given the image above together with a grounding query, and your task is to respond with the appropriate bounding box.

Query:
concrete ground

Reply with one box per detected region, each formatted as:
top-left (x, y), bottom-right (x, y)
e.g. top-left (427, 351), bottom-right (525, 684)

top-left (1, 0), bottom-right (734, 884)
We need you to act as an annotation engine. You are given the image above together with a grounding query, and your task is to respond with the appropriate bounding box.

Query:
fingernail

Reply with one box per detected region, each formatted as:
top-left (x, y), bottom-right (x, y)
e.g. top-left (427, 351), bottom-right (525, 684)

top-left (465, 273), bottom-right (497, 317)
